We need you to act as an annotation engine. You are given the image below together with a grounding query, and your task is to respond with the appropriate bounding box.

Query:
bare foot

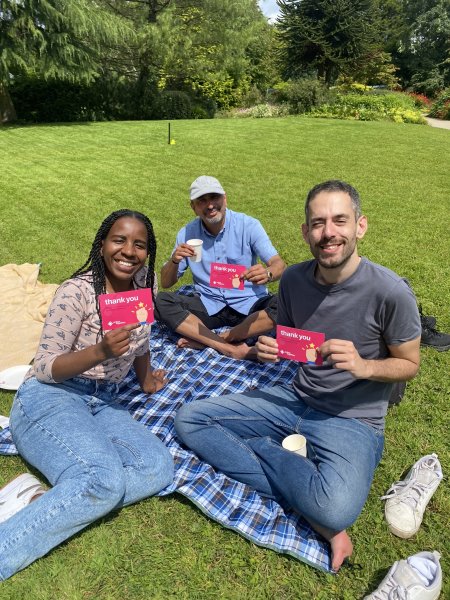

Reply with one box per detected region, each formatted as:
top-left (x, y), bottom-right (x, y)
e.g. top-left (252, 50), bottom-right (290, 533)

top-left (177, 337), bottom-right (206, 350)
top-left (329, 530), bottom-right (353, 572)
top-left (176, 336), bottom-right (258, 360)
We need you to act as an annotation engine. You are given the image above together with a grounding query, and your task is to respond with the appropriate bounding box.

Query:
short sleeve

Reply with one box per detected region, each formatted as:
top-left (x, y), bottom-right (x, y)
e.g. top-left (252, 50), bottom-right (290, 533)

top-left (381, 280), bottom-right (421, 345)
top-left (248, 218), bottom-right (278, 264)
top-left (277, 270), bottom-right (295, 327)
top-left (173, 228), bottom-right (189, 279)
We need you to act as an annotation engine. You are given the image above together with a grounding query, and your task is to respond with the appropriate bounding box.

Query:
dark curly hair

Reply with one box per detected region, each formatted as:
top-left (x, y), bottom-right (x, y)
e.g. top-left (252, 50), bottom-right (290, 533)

top-left (71, 209), bottom-right (157, 332)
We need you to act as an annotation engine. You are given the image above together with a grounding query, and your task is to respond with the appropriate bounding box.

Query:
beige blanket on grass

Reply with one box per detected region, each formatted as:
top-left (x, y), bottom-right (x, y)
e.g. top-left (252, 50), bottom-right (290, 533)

top-left (0, 263), bottom-right (58, 371)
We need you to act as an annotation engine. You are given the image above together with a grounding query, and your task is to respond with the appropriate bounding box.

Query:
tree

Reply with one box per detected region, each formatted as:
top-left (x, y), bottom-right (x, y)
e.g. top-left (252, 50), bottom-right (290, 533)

top-left (241, 17), bottom-right (283, 93)
top-left (376, 0), bottom-right (450, 94)
top-left (408, 2), bottom-right (450, 93)
top-left (103, 0), bottom-right (269, 111)
top-left (0, 0), bottom-right (129, 122)
top-left (276, 0), bottom-right (381, 84)
top-left (346, 50), bottom-right (399, 88)
top-left (172, 0), bottom-right (270, 107)
top-left (2, 0), bottom-right (273, 121)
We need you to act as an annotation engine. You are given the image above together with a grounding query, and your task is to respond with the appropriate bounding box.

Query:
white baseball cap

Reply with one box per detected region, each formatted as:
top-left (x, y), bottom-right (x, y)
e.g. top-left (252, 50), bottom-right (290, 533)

top-left (190, 176), bottom-right (225, 200)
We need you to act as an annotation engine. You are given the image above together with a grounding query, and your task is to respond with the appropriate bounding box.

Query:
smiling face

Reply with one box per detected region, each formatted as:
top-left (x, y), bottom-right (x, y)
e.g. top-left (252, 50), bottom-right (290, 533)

top-left (191, 193), bottom-right (227, 231)
top-left (302, 190), bottom-right (367, 283)
top-left (101, 217), bottom-right (148, 292)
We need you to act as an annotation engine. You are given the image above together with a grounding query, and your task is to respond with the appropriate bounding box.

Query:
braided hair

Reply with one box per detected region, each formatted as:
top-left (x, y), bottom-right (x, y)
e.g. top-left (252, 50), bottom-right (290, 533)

top-left (71, 209), bottom-right (157, 332)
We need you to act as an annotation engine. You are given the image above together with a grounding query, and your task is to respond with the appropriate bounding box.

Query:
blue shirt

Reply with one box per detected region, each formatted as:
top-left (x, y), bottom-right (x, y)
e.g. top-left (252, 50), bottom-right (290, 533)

top-left (173, 209), bottom-right (278, 315)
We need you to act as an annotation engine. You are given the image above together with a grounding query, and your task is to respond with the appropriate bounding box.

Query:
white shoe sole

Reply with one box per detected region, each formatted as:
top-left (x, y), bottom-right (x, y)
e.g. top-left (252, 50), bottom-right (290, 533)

top-left (386, 520), bottom-right (418, 539)
top-left (0, 473), bottom-right (46, 523)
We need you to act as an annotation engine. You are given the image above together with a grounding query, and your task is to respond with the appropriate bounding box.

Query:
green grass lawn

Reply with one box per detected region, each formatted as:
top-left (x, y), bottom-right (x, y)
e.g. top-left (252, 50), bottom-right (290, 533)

top-left (0, 117), bottom-right (449, 599)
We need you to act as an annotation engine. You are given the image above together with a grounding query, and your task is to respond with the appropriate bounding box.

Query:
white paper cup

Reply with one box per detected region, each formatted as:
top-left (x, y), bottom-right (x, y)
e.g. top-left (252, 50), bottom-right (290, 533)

top-left (186, 239), bottom-right (203, 262)
top-left (282, 434), bottom-right (307, 457)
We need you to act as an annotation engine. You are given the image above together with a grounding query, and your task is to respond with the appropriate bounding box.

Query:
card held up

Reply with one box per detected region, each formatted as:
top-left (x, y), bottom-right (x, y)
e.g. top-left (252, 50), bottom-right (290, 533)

top-left (277, 325), bottom-right (325, 365)
top-left (99, 288), bottom-right (154, 331)
top-left (210, 262), bottom-right (247, 290)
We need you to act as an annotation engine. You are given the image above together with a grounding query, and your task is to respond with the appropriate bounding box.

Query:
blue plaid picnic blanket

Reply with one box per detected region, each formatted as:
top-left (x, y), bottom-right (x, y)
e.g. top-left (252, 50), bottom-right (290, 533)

top-left (0, 304), bottom-right (332, 572)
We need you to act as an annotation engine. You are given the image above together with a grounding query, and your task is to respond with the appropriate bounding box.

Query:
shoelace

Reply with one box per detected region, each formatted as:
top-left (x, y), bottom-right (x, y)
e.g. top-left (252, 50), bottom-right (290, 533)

top-left (381, 479), bottom-right (431, 508)
top-left (369, 574), bottom-right (408, 600)
top-left (421, 322), bottom-right (447, 339)
top-left (389, 586), bottom-right (409, 600)
top-left (381, 456), bottom-right (441, 506)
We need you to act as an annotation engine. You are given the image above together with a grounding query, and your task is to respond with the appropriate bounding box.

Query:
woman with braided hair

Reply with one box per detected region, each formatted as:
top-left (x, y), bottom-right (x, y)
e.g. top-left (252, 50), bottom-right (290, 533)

top-left (0, 210), bottom-right (174, 581)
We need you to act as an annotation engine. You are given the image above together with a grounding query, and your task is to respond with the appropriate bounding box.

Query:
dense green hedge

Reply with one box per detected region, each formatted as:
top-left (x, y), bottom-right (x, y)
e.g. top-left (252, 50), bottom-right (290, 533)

top-left (10, 76), bottom-right (432, 125)
top-left (9, 77), bottom-right (215, 122)
top-left (11, 79), bottom-right (98, 122)
top-left (271, 79), bottom-right (336, 114)
top-left (10, 77), bottom-right (145, 122)
top-left (152, 90), bottom-right (216, 120)
top-left (152, 91), bottom-right (192, 120)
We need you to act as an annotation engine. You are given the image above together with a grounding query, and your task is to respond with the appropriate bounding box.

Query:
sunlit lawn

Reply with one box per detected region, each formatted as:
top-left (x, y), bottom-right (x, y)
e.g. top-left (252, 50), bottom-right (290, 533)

top-left (0, 117), bottom-right (448, 598)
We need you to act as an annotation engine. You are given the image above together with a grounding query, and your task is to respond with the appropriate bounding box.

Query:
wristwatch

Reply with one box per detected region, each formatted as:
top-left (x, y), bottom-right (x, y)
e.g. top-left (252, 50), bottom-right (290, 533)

top-left (266, 269), bottom-right (273, 282)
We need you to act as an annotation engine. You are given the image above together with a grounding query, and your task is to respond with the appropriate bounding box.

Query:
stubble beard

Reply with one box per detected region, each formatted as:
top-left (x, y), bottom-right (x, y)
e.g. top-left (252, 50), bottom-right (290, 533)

top-left (314, 238), bottom-right (357, 270)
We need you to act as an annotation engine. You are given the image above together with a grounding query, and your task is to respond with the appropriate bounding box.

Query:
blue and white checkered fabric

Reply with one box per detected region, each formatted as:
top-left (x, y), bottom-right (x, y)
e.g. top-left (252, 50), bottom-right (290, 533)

top-left (0, 290), bottom-right (332, 572)
top-left (0, 424), bottom-right (15, 456)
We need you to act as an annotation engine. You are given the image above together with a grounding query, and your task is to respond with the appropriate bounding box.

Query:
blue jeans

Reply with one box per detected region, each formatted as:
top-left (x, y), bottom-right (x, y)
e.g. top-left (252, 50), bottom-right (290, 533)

top-left (0, 376), bottom-right (174, 581)
top-left (175, 384), bottom-right (384, 532)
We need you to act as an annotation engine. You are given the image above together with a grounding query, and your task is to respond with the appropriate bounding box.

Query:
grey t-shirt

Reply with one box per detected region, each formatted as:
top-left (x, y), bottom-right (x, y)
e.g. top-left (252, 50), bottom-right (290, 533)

top-left (278, 258), bottom-right (421, 428)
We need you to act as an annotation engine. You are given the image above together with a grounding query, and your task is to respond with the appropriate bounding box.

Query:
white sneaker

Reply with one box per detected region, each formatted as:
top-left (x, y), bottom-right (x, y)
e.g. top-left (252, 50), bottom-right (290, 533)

top-left (364, 551), bottom-right (442, 599)
top-left (0, 473), bottom-right (46, 523)
top-left (382, 453), bottom-right (442, 538)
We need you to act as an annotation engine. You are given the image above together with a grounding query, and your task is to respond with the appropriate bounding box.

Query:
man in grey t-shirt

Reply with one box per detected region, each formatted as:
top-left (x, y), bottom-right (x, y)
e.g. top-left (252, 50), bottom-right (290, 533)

top-left (175, 180), bottom-right (421, 572)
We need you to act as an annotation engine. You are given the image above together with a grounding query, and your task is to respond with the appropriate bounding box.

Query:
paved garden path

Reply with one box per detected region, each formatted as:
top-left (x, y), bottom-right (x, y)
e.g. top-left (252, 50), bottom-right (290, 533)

top-left (425, 116), bottom-right (450, 129)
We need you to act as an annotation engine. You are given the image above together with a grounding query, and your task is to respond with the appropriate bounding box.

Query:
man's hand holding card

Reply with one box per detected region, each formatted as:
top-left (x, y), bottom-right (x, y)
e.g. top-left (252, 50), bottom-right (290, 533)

top-left (209, 261), bottom-right (273, 290)
top-left (255, 335), bottom-right (279, 363)
top-left (258, 329), bottom-right (370, 378)
top-left (241, 263), bottom-right (271, 285)
top-left (319, 339), bottom-right (370, 379)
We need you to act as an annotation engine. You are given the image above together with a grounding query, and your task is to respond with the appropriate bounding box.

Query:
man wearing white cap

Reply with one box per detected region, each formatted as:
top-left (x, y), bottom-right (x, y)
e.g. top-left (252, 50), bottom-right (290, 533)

top-left (155, 176), bottom-right (286, 359)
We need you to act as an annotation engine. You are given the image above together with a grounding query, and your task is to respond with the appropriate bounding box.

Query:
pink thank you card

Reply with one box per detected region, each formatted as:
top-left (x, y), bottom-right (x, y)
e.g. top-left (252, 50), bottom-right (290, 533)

top-left (277, 325), bottom-right (325, 365)
top-left (210, 262), bottom-right (247, 290)
top-left (99, 288), bottom-right (154, 331)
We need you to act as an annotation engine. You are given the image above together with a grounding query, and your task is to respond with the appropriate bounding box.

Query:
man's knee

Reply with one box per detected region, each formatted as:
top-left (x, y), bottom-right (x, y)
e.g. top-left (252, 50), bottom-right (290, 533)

top-left (313, 499), bottom-right (361, 532)
top-left (266, 295), bottom-right (278, 321)
top-left (295, 476), bottom-right (367, 532)
top-left (174, 401), bottom-right (217, 445)
top-left (154, 291), bottom-right (177, 321)
top-left (154, 291), bottom-right (194, 331)
top-left (256, 294), bottom-right (277, 324)
top-left (175, 403), bottom-right (199, 442)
